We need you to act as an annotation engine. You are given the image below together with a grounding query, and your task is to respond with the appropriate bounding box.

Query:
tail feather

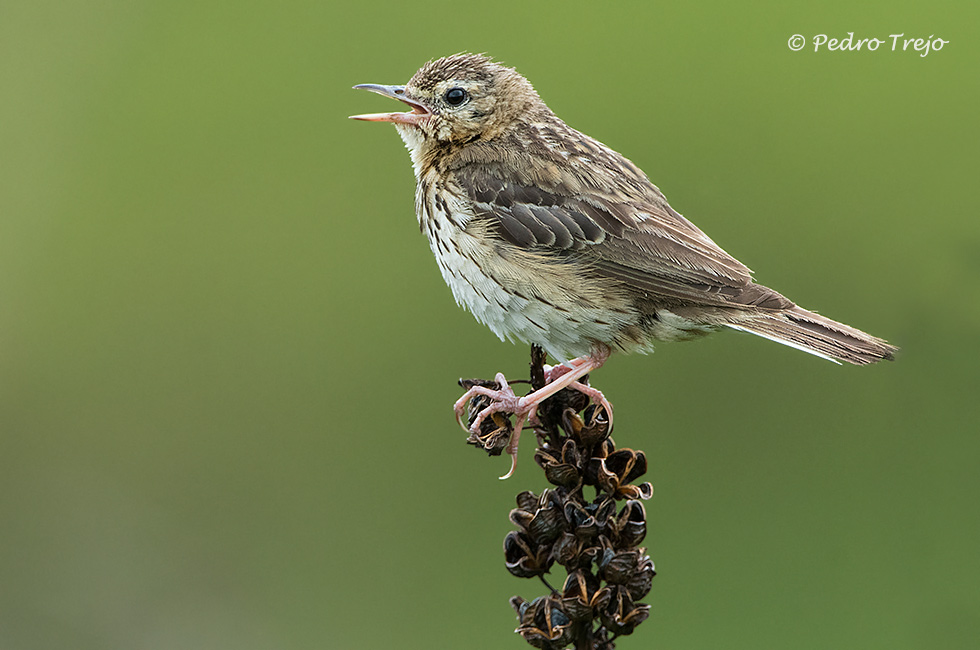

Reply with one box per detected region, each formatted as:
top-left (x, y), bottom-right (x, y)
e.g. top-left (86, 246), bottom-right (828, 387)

top-left (727, 307), bottom-right (898, 366)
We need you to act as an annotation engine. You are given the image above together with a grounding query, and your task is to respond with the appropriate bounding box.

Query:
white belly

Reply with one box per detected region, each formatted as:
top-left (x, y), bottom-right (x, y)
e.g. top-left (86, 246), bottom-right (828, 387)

top-left (419, 188), bottom-right (638, 362)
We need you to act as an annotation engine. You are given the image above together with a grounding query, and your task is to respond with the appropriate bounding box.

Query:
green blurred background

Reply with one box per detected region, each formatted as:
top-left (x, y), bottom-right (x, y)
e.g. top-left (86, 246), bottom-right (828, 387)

top-left (2, 0), bottom-right (977, 648)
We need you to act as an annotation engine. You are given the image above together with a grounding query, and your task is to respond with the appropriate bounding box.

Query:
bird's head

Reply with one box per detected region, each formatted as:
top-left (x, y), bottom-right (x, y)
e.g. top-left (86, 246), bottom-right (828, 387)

top-left (351, 54), bottom-right (546, 151)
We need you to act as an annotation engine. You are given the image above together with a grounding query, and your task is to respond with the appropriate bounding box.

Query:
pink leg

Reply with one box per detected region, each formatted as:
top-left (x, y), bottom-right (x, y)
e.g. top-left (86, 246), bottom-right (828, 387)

top-left (453, 372), bottom-right (521, 432)
top-left (566, 380), bottom-right (614, 432)
top-left (456, 344), bottom-right (613, 479)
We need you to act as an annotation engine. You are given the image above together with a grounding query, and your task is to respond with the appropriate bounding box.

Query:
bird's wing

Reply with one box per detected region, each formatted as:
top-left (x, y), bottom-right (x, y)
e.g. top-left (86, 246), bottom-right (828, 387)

top-left (454, 162), bottom-right (790, 309)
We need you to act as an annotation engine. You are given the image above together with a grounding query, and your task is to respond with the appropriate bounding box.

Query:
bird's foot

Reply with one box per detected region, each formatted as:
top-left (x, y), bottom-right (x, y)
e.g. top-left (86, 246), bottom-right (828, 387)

top-left (456, 373), bottom-right (534, 480)
top-left (457, 346), bottom-right (612, 479)
top-left (541, 363), bottom-right (614, 432)
top-left (454, 373), bottom-right (528, 433)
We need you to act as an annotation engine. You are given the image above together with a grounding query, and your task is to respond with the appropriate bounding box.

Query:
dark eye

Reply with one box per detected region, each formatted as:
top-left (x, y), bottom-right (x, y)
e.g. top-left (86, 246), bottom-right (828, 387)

top-left (444, 87), bottom-right (468, 106)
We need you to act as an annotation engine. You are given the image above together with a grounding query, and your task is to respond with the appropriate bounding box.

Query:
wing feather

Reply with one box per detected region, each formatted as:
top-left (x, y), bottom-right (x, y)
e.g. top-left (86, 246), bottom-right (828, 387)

top-left (454, 160), bottom-right (777, 308)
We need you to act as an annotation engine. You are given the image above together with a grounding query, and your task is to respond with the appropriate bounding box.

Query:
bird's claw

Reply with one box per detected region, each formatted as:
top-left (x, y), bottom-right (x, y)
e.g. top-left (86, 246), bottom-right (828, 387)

top-left (454, 373), bottom-right (521, 432)
top-left (456, 372), bottom-right (535, 478)
top-left (566, 380), bottom-right (614, 432)
top-left (455, 351), bottom-right (614, 479)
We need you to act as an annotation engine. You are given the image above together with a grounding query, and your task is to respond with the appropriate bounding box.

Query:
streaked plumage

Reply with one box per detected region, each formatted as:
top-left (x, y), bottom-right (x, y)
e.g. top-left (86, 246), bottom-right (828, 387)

top-left (352, 53), bottom-right (897, 366)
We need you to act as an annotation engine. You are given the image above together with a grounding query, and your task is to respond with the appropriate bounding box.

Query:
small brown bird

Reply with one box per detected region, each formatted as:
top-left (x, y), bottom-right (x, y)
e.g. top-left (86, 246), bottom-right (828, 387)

top-left (351, 54), bottom-right (896, 477)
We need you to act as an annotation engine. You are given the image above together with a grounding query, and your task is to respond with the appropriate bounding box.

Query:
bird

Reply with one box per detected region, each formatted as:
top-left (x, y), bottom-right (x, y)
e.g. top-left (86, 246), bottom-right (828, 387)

top-left (350, 53), bottom-right (897, 477)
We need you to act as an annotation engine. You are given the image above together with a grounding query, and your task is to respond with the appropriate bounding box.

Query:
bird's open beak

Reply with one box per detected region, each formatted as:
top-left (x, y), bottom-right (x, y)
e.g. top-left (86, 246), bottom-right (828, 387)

top-left (349, 84), bottom-right (431, 126)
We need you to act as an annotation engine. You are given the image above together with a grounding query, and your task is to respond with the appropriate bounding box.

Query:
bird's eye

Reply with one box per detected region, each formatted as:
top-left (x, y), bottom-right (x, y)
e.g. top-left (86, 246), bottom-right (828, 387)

top-left (444, 87), bottom-right (468, 106)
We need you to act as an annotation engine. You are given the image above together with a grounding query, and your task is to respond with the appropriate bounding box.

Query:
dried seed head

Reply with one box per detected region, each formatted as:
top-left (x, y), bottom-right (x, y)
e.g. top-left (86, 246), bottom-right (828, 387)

top-left (535, 439), bottom-right (583, 488)
top-left (560, 569), bottom-right (600, 621)
top-left (514, 595), bottom-right (575, 649)
top-left (593, 585), bottom-right (650, 636)
top-left (470, 346), bottom-right (655, 646)
top-left (504, 530), bottom-right (554, 579)
top-left (613, 500), bottom-right (648, 547)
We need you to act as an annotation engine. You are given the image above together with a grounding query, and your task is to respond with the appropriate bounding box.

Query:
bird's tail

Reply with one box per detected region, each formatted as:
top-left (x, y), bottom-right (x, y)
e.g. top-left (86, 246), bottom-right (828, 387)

top-left (727, 306), bottom-right (898, 365)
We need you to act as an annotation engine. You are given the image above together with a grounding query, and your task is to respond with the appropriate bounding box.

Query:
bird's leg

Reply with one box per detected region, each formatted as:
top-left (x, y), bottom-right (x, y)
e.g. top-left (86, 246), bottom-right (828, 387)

top-left (453, 372), bottom-right (522, 431)
top-left (455, 344), bottom-right (612, 479)
top-left (566, 380), bottom-right (614, 432)
top-left (498, 414), bottom-right (527, 481)
top-left (538, 354), bottom-right (614, 430)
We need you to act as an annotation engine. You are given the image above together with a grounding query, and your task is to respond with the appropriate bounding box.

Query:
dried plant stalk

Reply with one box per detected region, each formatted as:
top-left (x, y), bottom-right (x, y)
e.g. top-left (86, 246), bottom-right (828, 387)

top-left (461, 345), bottom-right (655, 649)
